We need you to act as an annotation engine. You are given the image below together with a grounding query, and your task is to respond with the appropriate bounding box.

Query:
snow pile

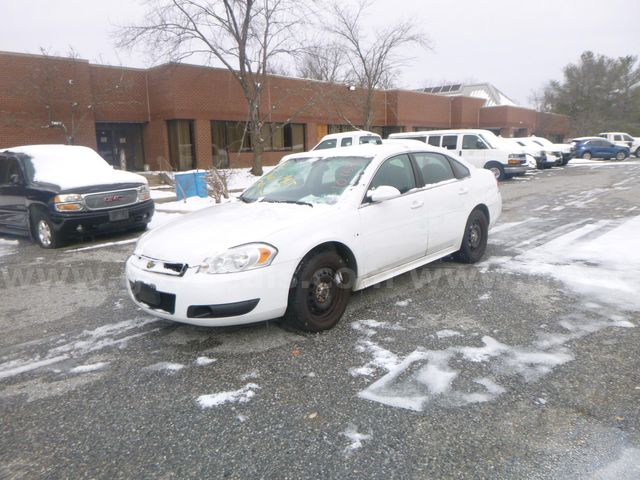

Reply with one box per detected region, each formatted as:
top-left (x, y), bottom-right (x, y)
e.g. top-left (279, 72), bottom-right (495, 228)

top-left (223, 167), bottom-right (274, 191)
top-left (197, 383), bottom-right (260, 408)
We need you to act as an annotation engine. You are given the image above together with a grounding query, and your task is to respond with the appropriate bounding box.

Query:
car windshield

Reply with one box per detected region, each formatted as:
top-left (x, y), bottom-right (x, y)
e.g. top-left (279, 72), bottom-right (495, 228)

top-left (241, 155), bottom-right (372, 206)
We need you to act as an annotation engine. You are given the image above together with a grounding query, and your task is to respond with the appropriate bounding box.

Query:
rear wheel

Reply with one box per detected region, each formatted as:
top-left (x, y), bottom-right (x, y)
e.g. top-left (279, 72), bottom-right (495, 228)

top-left (31, 210), bottom-right (63, 249)
top-left (615, 151), bottom-right (627, 161)
top-left (635, 148), bottom-right (640, 158)
top-left (582, 151), bottom-right (592, 160)
top-left (283, 251), bottom-right (352, 332)
top-left (455, 209), bottom-right (489, 264)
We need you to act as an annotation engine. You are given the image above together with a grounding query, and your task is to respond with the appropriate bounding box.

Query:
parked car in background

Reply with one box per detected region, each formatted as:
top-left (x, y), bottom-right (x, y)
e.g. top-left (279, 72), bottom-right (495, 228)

top-left (597, 132), bottom-right (640, 158)
top-left (312, 131), bottom-right (382, 150)
top-left (505, 137), bottom-right (560, 169)
top-left (389, 129), bottom-right (529, 180)
top-left (0, 145), bottom-right (153, 248)
top-left (126, 143), bottom-right (501, 331)
top-left (571, 138), bottom-right (630, 161)
top-left (528, 136), bottom-right (574, 165)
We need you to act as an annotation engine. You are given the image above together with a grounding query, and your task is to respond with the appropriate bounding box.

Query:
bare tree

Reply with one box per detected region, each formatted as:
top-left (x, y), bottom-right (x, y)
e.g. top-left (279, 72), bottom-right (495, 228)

top-left (295, 44), bottom-right (346, 83)
top-left (117, 0), bottom-right (306, 176)
top-left (325, 0), bottom-right (429, 129)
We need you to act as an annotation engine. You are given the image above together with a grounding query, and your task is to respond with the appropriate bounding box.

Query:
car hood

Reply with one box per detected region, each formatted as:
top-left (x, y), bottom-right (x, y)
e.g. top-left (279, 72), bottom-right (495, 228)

top-left (135, 201), bottom-right (332, 265)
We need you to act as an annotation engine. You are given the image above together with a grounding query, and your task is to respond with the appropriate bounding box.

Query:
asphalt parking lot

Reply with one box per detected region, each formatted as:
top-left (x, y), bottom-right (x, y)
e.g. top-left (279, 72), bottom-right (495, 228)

top-left (1, 160), bottom-right (639, 479)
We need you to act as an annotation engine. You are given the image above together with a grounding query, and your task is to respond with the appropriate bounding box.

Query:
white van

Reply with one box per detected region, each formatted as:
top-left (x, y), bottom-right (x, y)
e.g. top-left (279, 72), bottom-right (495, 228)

top-left (313, 131), bottom-right (382, 150)
top-left (388, 129), bottom-right (529, 180)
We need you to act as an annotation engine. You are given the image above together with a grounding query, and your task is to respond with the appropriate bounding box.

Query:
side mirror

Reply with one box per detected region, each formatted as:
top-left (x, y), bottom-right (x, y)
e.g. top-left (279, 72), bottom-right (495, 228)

top-left (9, 174), bottom-right (22, 185)
top-left (368, 185), bottom-right (401, 203)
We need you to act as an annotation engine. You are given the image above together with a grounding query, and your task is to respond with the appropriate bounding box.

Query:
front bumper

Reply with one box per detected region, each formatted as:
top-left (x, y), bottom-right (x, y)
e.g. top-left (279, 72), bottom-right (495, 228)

top-left (504, 165), bottom-right (529, 176)
top-left (50, 200), bottom-right (154, 238)
top-left (125, 255), bottom-right (298, 327)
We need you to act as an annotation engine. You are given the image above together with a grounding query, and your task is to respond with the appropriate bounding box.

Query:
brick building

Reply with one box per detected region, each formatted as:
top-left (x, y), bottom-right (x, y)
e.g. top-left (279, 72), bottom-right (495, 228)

top-left (0, 50), bottom-right (570, 171)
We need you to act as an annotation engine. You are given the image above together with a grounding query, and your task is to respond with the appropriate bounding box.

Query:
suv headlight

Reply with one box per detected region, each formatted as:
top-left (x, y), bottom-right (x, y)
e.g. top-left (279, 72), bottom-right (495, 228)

top-left (53, 193), bottom-right (85, 212)
top-left (198, 243), bottom-right (278, 274)
top-left (137, 185), bottom-right (151, 202)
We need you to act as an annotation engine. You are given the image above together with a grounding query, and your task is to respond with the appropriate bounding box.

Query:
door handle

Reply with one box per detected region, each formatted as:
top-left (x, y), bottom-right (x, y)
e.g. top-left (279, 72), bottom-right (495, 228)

top-left (410, 200), bottom-right (424, 209)
top-left (458, 187), bottom-right (469, 195)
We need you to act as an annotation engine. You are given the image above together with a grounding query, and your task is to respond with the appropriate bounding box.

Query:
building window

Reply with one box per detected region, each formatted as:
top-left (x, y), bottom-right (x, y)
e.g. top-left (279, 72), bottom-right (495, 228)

top-left (328, 124), bottom-right (362, 134)
top-left (167, 120), bottom-right (195, 171)
top-left (211, 121), bottom-right (305, 166)
top-left (371, 126), bottom-right (403, 138)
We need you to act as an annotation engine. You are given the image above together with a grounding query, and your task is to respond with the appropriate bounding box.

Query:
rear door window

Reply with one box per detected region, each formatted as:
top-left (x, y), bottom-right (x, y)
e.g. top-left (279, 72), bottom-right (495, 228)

top-left (412, 152), bottom-right (456, 185)
top-left (359, 135), bottom-right (382, 145)
top-left (427, 136), bottom-right (441, 147)
top-left (341, 137), bottom-right (353, 147)
top-left (441, 135), bottom-right (458, 150)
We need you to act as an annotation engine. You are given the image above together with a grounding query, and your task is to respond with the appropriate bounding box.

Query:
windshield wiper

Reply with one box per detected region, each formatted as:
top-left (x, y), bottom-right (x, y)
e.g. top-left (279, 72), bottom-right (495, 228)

top-left (260, 199), bottom-right (313, 207)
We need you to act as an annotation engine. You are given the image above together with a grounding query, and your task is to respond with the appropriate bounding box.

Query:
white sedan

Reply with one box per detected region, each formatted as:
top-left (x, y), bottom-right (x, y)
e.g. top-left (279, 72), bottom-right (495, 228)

top-left (126, 144), bottom-right (501, 331)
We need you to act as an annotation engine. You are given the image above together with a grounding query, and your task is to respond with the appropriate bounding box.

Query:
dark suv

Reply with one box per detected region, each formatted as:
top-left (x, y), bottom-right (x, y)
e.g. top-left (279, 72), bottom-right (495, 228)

top-left (0, 145), bottom-right (154, 248)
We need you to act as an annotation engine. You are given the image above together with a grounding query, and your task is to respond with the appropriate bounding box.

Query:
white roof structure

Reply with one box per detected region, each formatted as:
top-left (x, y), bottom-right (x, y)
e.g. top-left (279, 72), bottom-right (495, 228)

top-left (418, 83), bottom-right (517, 107)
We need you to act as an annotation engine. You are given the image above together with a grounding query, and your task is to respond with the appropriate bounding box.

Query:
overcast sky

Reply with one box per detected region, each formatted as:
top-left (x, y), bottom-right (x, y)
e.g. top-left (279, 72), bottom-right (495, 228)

top-left (1, 0), bottom-right (638, 107)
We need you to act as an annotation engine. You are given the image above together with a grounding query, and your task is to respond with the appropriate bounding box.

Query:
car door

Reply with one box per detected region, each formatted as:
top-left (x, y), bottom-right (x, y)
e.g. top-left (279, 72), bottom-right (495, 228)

top-left (0, 156), bottom-right (29, 231)
top-left (412, 152), bottom-right (470, 255)
top-left (357, 154), bottom-right (427, 276)
top-left (458, 134), bottom-right (489, 169)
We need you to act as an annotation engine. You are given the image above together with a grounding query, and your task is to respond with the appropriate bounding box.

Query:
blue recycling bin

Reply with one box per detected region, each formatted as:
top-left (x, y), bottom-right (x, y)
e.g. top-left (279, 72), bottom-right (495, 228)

top-left (174, 171), bottom-right (208, 201)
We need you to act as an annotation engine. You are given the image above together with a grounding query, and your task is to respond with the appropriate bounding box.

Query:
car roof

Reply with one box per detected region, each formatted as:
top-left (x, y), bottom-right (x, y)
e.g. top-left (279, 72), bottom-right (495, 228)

top-left (389, 129), bottom-right (496, 137)
top-left (1, 144), bottom-right (95, 157)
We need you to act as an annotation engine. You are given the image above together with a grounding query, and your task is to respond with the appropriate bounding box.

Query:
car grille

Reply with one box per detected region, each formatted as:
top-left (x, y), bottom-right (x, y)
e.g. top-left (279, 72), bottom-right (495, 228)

top-left (131, 255), bottom-right (188, 276)
top-left (84, 189), bottom-right (138, 210)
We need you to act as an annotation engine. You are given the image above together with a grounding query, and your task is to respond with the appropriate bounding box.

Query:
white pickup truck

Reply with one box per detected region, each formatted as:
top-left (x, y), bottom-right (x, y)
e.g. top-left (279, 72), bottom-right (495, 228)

top-left (597, 132), bottom-right (640, 157)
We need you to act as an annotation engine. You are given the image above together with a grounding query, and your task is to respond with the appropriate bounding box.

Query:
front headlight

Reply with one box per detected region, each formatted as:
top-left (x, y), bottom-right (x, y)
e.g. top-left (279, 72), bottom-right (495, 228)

top-left (137, 185), bottom-right (151, 202)
top-left (53, 194), bottom-right (85, 212)
top-left (198, 243), bottom-right (278, 274)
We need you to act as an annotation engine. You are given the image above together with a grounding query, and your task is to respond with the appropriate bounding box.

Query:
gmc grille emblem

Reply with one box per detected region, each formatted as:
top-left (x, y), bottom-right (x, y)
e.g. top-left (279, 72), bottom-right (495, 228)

top-left (104, 195), bottom-right (124, 203)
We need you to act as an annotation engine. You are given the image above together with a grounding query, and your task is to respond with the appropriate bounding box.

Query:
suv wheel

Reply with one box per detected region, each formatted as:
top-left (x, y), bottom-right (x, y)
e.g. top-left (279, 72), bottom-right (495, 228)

top-left (31, 210), bottom-right (63, 249)
top-left (616, 151), bottom-right (627, 161)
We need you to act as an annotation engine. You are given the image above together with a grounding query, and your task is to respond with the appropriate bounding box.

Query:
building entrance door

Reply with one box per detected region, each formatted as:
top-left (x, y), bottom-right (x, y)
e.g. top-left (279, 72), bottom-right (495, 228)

top-left (96, 123), bottom-right (145, 171)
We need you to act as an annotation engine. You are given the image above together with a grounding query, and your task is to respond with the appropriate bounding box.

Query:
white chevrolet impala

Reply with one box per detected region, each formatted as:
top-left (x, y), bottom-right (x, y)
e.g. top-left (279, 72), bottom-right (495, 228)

top-left (126, 144), bottom-right (501, 331)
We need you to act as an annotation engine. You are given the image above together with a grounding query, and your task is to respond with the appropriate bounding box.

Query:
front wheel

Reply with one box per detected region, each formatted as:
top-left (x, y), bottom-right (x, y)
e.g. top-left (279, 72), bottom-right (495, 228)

top-left (485, 163), bottom-right (505, 181)
top-left (582, 152), bottom-right (592, 160)
top-left (635, 148), bottom-right (640, 158)
top-left (615, 151), bottom-right (627, 161)
top-left (455, 209), bottom-right (489, 264)
top-left (283, 251), bottom-right (352, 332)
top-left (31, 210), bottom-right (63, 249)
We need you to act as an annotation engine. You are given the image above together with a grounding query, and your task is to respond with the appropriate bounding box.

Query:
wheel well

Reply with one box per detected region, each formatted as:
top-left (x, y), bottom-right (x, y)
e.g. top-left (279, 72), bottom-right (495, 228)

top-left (27, 204), bottom-right (48, 238)
top-left (301, 242), bottom-right (358, 277)
top-left (473, 204), bottom-right (490, 224)
top-left (483, 161), bottom-right (503, 169)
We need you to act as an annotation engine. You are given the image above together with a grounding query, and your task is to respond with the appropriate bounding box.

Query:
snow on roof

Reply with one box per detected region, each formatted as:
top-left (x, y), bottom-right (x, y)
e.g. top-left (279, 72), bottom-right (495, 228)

top-left (418, 82), bottom-right (517, 107)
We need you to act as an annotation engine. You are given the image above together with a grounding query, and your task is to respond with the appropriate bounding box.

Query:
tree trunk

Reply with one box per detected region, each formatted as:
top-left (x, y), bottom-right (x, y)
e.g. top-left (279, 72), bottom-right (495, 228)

top-left (248, 102), bottom-right (264, 176)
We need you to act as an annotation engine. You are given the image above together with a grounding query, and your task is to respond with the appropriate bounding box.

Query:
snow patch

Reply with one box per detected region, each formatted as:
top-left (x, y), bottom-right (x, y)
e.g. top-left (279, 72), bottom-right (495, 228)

top-left (194, 356), bottom-right (217, 366)
top-left (143, 362), bottom-right (185, 373)
top-left (435, 329), bottom-right (462, 339)
top-left (69, 362), bottom-right (109, 374)
top-left (343, 425), bottom-right (371, 454)
top-left (0, 238), bottom-right (19, 257)
top-left (197, 383), bottom-right (260, 408)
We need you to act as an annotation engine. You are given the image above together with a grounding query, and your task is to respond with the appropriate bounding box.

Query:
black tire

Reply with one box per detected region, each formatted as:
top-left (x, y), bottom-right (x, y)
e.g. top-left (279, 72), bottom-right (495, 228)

top-left (615, 151), bottom-right (627, 161)
top-left (485, 162), bottom-right (505, 181)
top-left (635, 148), bottom-right (640, 158)
top-left (283, 250), bottom-right (352, 332)
top-left (455, 209), bottom-right (489, 264)
top-left (582, 151), bottom-right (592, 160)
top-left (562, 157), bottom-right (570, 166)
top-left (30, 209), bottom-right (64, 249)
